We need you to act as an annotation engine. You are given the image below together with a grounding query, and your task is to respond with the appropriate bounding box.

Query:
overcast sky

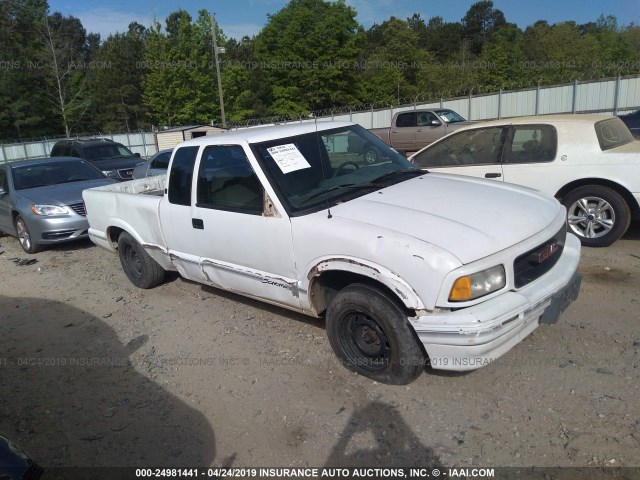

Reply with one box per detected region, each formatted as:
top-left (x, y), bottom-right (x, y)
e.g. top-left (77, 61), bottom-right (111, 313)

top-left (48, 0), bottom-right (639, 40)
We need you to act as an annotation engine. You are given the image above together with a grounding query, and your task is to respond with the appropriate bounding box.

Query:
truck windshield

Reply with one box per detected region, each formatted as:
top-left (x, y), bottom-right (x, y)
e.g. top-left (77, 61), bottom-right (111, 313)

top-left (435, 110), bottom-right (466, 123)
top-left (252, 124), bottom-right (421, 215)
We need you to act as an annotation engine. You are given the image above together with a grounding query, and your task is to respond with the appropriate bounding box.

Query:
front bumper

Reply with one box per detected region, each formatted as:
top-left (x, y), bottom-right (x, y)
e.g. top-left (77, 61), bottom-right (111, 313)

top-left (409, 233), bottom-right (581, 371)
top-left (26, 214), bottom-right (90, 245)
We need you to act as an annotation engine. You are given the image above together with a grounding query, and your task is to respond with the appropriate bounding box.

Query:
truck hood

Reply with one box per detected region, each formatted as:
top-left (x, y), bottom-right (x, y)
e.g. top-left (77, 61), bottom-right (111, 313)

top-left (330, 173), bottom-right (562, 264)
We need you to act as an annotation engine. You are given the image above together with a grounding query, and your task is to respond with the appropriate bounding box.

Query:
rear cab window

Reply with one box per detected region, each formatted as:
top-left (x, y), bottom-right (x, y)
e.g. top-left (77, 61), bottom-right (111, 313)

top-left (168, 146), bottom-right (199, 205)
top-left (595, 118), bottom-right (634, 151)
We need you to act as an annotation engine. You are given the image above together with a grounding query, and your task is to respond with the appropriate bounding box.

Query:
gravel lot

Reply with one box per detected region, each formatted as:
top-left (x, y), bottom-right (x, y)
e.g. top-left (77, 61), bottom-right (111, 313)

top-left (1, 223), bottom-right (639, 472)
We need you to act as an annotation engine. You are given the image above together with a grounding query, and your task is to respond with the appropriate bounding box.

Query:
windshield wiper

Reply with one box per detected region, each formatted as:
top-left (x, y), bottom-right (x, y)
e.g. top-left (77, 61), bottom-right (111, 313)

top-left (370, 168), bottom-right (424, 184)
top-left (301, 183), bottom-right (382, 204)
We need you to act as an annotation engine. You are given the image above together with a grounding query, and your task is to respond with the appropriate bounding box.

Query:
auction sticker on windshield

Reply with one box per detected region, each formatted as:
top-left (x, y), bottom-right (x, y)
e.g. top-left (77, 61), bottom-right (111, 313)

top-left (267, 144), bottom-right (311, 173)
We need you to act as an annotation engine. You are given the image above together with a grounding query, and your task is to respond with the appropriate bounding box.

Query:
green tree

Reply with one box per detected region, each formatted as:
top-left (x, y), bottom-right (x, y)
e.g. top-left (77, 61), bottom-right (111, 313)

top-left (413, 15), bottom-right (464, 63)
top-left (461, 0), bottom-right (507, 56)
top-left (254, 0), bottom-right (365, 115)
top-left (361, 17), bottom-right (434, 104)
top-left (221, 35), bottom-right (271, 121)
top-left (478, 24), bottom-right (526, 88)
top-left (0, 0), bottom-right (49, 141)
top-left (85, 22), bottom-right (148, 132)
top-left (142, 9), bottom-right (221, 126)
top-left (523, 21), bottom-right (600, 83)
top-left (35, 12), bottom-right (94, 137)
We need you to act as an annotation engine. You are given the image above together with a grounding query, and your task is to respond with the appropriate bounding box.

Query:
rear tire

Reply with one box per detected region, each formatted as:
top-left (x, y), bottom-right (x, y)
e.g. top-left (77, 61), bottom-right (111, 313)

top-left (117, 231), bottom-right (165, 288)
top-left (326, 283), bottom-right (425, 385)
top-left (562, 185), bottom-right (630, 247)
top-left (15, 215), bottom-right (42, 254)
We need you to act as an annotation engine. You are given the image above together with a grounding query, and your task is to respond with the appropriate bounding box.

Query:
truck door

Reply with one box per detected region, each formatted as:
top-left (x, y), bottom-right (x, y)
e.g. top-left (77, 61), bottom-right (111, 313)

top-left (392, 112), bottom-right (419, 151)
top-left (414, 111), bottom-right (444, 148)
top-left (190, 144), bottom-right (300, 310)
top-left (411, 126), bottom-right (507, 181)
top-left (159, 146), bottom-right (208, 282)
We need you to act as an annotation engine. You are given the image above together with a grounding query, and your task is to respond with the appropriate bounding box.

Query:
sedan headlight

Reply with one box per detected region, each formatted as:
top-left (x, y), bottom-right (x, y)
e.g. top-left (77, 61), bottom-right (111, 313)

top-left (31, 204), bottom-right (72, 216)
top-left (449, 265), bottom-right (506, 302)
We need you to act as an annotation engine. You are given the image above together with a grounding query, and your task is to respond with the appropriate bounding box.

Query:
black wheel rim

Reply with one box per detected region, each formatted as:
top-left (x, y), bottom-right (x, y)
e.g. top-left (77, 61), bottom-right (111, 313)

top-left (124, 244), bottom-right (143, 279)
top-left (341, 311), bottom-right (391, 372)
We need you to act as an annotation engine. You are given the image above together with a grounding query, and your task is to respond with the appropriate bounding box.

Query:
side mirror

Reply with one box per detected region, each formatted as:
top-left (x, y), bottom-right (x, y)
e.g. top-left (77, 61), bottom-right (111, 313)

top-left (134, 152), bottom-right (141, 158)
top-left (431, 119), bottom-right (441, 126)
top-left (0, 185), bottom-right (6, 196)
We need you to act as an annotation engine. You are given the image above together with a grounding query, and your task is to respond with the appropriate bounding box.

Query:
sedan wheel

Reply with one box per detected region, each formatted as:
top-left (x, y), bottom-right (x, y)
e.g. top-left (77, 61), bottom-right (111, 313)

top-left (15, 215), bottom-right (41, 254)
top-left (562, 185), bottom-right (630, 247)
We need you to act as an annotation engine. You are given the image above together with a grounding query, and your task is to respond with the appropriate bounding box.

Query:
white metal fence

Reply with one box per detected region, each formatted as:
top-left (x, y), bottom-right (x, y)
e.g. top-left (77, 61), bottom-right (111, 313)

top-left (2, 74), bottom-right (639, 162)
top-left (0, 131), bottom-right (157, 163)
top-left (316, 74), bottom-right (640, 129)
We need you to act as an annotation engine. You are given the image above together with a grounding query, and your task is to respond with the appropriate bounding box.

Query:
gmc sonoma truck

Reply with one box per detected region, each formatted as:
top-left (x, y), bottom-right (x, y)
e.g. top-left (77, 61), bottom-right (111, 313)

top-left (83, 121), bottom-right (581, 385)
top-left (370, 109), bottom-right (473, 153)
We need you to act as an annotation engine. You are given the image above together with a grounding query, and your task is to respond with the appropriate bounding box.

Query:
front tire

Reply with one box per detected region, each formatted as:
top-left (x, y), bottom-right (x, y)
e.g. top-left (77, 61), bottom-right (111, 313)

top-left (326, 283), bottom-right (426, 385)
top-left (562, 185), bottom-right (630, 247)
top-left (15, 215), bottom-right (41, 254)
top-left (117, 231), bottom-right (165, 288)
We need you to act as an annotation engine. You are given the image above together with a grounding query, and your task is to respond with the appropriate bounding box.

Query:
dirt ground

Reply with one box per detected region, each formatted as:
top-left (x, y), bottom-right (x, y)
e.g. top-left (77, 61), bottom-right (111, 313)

top-left (1, 222), bottom-right (639, 472)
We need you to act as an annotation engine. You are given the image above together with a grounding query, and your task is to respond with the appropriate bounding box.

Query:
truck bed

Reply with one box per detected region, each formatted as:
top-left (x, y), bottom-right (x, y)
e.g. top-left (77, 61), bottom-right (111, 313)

top-left (82, 175), bottom-right (169, 263)
top-left (94, 175), bottom-right (166, 196)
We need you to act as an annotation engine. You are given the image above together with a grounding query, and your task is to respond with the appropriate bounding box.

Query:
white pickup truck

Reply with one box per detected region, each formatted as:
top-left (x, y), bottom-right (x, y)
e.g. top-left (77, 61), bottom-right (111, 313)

top-left (83, 121), bottom-right (582, 385)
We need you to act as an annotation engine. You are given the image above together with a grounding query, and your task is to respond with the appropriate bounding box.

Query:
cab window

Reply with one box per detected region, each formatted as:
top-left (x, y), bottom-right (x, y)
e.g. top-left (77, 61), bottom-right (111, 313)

top-left (168, 146), bottom-right (199, 206)
top-left (196, 145), bottom-right (263, 214)
top-left (396, 113), bottom-right (417, 128)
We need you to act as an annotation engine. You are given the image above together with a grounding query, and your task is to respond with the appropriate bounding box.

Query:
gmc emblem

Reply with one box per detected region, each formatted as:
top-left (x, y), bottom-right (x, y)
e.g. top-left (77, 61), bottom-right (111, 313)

top-left (536, 241), bottom-right (560, 264)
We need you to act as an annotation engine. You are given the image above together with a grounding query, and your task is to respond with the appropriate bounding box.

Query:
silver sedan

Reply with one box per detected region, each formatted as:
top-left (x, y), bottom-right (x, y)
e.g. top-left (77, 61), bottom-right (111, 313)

top-left (0, 157), bottom-right (114, 253)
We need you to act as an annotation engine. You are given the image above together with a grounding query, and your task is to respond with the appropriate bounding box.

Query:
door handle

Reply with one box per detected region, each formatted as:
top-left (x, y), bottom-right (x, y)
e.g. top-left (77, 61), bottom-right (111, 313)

top-left (192, 218), bottom-right (204, 229)
top-left (485, 173), bottom-right (502, 178)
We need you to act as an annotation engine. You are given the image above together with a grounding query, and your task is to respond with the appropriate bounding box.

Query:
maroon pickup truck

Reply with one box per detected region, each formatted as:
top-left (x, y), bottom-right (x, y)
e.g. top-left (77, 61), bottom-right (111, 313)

top-left (370, 109), bottom-right (473, 154)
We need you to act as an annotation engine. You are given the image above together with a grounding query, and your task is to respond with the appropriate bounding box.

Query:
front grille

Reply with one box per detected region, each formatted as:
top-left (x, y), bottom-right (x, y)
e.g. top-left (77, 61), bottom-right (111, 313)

top-left (118, 168), bottom-right (134, 179)
top-left (68, 202), bottom-right (86, 216)
top-left (514, 226), bottom-right (566, 288)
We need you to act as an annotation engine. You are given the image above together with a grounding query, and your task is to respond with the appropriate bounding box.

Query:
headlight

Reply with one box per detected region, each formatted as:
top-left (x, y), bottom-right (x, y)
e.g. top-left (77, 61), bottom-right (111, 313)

top-left (449, 265), bottom-right (506, 302)
top-left (31, 204), bottom-right (72, 216)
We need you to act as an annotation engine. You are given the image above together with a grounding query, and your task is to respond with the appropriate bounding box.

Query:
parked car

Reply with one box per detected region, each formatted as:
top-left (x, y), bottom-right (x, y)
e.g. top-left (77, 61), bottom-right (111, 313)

top-left (50, 138), bottom-right (145, 181)
top-left (0, 157), bottom-right (114, 253)
top-left (132, 148), bottom-right (173, 179)
top-left (83, 121), bottom-right (581, 385)
top-left (370, 108), bottom-right (473, 153)
top-left (410, 114), bottom-right (640, 247)
top-left (617, 109), bottom-right (640, 139)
